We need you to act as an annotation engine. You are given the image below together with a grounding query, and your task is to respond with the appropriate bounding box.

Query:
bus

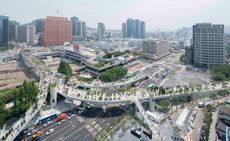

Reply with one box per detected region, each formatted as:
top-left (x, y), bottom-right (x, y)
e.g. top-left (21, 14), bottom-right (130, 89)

top-left (38, 113), bottom-right (57, 125)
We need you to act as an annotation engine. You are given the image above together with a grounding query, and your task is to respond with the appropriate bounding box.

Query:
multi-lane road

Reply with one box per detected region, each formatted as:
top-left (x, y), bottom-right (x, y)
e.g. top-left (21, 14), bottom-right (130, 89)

top-left (15, 106), bottom-right (125, 141)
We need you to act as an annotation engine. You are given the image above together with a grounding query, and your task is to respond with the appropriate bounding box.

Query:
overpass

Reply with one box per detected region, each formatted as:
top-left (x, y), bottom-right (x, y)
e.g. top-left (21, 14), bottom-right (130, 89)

top-left (58, 83), bottom-right (230, 105)
top-left (2, 51), bottom-right (55, 141)
top-left (76, 74), bottom-right (148, 89)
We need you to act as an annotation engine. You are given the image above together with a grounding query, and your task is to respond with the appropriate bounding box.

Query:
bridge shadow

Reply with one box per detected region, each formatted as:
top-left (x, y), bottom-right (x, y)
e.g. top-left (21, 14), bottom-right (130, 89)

top-left (78, 106), bottom-right (126, 119)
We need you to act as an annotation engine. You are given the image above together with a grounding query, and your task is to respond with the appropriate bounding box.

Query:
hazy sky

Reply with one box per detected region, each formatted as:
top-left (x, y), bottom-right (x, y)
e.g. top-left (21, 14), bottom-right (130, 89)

top-left (0, 0), bottom-right (230, 31)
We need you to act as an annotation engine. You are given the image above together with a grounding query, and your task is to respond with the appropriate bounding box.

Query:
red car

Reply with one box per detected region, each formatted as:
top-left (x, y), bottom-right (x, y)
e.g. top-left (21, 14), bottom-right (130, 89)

top-left (56, 113), bottom-right (67, 122)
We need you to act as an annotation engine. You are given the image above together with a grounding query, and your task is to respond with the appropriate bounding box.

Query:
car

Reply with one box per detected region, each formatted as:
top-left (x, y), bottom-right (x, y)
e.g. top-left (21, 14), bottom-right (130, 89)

top-left (32, 129), bottom-right (38, 133)
top-left (58, 121), bottom-right (61, 125)
top-left (46, 128), bottom-right (54, 135)
top-left (27, 132), bottom-right (32, 136)
top-left (189, 122), bottom-right (195, 129)
top-left (68, 116), bottom-right (71, 119)
top-left (47, 120), bottom-right (53, 124)
top-left (43, 123), bottom-right (48, 127)
top-left (71, 114), bottom-right (76, 117)
top-left (28, 126), bottom-right (34, 131)
top-left (32, 130), bottom-right (44, 139)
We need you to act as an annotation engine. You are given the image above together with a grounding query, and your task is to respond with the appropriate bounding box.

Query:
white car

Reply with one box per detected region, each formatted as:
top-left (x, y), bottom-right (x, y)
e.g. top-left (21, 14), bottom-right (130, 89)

top-left (44, 123), bottom-right (48, 127)
top-left (58, 121), bottom-right (61, 125)
top-left (46, 128), bottom-right (54, 135)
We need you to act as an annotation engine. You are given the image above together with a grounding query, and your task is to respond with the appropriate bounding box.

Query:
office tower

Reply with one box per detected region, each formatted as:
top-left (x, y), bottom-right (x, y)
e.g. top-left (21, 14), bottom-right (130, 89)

top-left (40, 16), bottom-right (72, 46)
top-left (122, 23), bottom-right (127, 38)
top-left (8, 20), bottom-right (19, 41)
top-left (0, 15), bottom-right (9, 45)
top-left (34, 19), bottom-right (43, 34)
top-left (193, 23), bottom-right (226, 68)
top-left (76, 21), bottom-right (86, 37)
top-left (71, 16), bottom-right (79, 36)
top-left (17, 25), bottom-right (35, 45)
top-left (142, 40), bottom-right (170, 60)
top-left (97, 22), bottom-right (105, 40)
top-left (126, 18), bottom-right (145, 39)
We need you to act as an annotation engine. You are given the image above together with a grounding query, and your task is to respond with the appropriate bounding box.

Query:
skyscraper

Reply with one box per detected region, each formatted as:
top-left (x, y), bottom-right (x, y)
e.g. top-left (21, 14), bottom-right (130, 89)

top-left (0, 15), bottom-right (9, 45)
top-left (71, 16), bottom-right (79, 36)
top-left (40, 16), bottom-right (72, 46)
top-left (76, 21), bottom-right (86, 37)
top-left (193, 23), bottom-right (226, 69)
top-left (8, 20), bottom-right (19, 41)
top-left (122, 23), bottom-right (126, 38)
top-left (71, 17), bottom-right (86, 41)
top-left (34, 19), bottom-right (43, 34)
top-left (17, 25), bottom-right (35, 45)
top-left (97, 22), bottom-right (105, 40)
top-left (125, 18), bottom-right (145, 39)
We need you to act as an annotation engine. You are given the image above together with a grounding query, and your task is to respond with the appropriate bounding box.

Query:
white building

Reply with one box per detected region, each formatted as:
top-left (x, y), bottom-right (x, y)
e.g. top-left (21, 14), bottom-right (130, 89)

top-left (142, 40), bottom-right (170, 60)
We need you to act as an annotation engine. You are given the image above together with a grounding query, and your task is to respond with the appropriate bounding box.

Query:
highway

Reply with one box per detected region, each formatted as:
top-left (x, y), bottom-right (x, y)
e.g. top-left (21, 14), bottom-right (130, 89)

top-left (15, 107), bottom-right (125, 141)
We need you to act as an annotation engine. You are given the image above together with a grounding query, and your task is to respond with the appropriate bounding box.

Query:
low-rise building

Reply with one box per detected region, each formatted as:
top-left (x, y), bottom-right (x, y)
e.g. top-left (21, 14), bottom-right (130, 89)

top-left (217, 99), bottom-right (230, 140)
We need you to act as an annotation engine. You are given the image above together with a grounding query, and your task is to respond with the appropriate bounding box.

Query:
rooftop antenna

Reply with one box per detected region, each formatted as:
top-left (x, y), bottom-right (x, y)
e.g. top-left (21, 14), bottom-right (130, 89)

top-left (57, 9), bottom-right (59, 15)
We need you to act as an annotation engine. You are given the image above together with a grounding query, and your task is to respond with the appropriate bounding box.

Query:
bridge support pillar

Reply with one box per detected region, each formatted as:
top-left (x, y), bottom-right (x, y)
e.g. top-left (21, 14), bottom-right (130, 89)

top-left (149, 92), bottom-right (155, 112)
top-left (102, 104), bottom-right (107, 113)
top-left (50, 84), bottom-right (57, 109)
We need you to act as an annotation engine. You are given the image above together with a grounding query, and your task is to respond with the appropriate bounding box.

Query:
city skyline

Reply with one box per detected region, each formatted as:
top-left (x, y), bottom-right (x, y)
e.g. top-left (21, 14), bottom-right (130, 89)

top-left (1, 0), bottom-right (230, 31)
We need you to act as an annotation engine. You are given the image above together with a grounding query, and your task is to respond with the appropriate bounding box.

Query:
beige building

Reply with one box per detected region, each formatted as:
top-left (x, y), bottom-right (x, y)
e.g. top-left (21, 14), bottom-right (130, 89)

top-left (142, 40), bottom-right (170, 60)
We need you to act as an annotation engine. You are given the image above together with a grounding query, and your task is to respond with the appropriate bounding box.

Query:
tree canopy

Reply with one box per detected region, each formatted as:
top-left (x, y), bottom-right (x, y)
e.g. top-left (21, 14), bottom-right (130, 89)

top-left (0, 81), bottom-right (39, 129)
top-left (211, 64), bottom-right (230, 81)
top-left (103, 51), bottom-right (126, 59)
top-left (58, 60), bottom-right (72, 81)
top-left (99, 66), bottom-right (128, 82)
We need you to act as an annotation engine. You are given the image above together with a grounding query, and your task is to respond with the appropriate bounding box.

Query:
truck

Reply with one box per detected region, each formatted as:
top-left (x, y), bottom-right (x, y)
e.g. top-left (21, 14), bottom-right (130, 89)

top-left (131, 128), bottom-right (142, 138)
top-left (56, 113), bottom-right (67, 122)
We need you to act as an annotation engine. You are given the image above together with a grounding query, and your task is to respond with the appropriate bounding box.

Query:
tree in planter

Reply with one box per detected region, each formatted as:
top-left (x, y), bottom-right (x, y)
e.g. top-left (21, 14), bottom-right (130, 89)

top-left (58, 60), bottom-right (72, 82)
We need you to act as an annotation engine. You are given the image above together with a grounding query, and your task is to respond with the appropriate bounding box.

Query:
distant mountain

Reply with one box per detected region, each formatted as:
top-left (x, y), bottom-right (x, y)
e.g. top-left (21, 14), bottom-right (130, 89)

top-left (86, 26), bottom-right (120, 33)
top-left (86, 26), bottom-right (97, 33)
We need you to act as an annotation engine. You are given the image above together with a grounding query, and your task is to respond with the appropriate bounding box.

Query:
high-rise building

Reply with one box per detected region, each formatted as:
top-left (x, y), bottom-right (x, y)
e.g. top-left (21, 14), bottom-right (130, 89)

top-left (40, 16), bottom-right (72, 46)
top-left (71, 16), bottom-right (79, 36)
top-left (8, 20), bottom-right (19, 41)
top-left (192, 23), bottom-right (226, 69)
top-left (0, 15), bottom-right (9, 45)
top-left (17, 25), bottom-right (35, 45)
top-left (142, 40), bottom-right (170, 60)
top-left (122, 23), bottom-right (126, 38)
top-left (125, 18), bottom-right (145, 39)
top-left (76, 21), bottom-right (86, 37)
top-left (97, 22), bottom-right (105, 40)
top-left (71, 17), bottom-right (86, 41)
top-left (34, 19), bottom-right (43, 34)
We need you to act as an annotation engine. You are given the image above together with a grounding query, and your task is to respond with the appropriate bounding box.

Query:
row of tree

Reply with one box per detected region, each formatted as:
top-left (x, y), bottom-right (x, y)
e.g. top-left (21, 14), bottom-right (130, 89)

top-left (58, 60), bottom-right (72, 81)
top-left (99, 66), bottom-right (128, 82)
top-left (103, 51), bottom-right (126, 59)
top-left (0, 81), bottom-right (39, 129)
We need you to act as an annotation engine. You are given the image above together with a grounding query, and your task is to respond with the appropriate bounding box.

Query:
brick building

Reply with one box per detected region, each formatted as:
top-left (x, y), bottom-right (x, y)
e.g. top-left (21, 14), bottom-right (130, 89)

top-left (40, 16), bottom-right (72, 46)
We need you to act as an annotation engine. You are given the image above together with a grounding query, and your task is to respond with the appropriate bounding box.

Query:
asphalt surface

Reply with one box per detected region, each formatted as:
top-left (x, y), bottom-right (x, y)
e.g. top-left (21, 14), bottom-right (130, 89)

top-left (15, 106), bottom-right (125, 141)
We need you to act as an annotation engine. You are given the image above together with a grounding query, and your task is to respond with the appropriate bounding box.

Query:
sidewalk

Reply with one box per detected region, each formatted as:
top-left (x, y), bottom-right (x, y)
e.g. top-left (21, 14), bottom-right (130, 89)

top-left (209, 110), bottom-right (218, 141)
